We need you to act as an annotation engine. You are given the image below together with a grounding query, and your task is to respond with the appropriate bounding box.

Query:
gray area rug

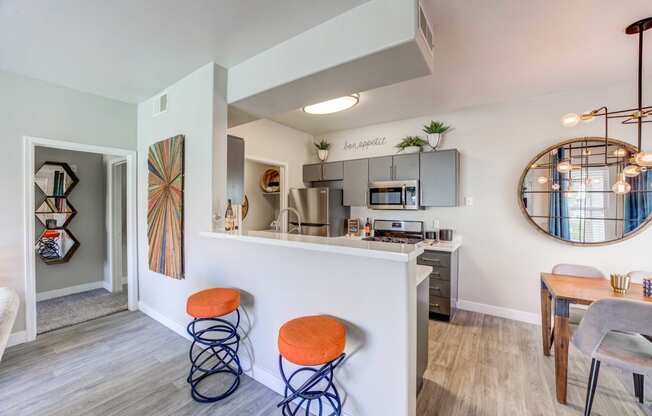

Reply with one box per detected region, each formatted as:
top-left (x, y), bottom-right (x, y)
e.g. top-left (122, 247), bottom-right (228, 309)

top-left (37, 285), bottom-right (128, 334)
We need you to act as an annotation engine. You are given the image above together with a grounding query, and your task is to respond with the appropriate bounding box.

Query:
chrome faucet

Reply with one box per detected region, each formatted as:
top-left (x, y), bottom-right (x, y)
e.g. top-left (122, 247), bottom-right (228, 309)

top-left (273, 207), bottom-right (303, 234)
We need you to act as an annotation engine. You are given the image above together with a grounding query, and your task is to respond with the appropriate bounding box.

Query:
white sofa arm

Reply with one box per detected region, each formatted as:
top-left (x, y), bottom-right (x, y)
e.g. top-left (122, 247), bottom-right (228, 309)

top-left (0, 287), bottom-right (20, 361)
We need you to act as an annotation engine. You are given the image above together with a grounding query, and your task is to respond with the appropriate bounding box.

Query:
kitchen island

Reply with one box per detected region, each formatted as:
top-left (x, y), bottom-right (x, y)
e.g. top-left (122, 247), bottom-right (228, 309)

top-left (198, 230), bottom-right (427, 416)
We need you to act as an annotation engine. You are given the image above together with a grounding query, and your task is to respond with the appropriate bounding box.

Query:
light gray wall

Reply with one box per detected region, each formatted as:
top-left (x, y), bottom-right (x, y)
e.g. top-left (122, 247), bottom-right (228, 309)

top-left (243, 160), bottom-right (279, 231)
top-left (35, 147), bottom-right (106, 293)
top-left (0, 69), bottom-right (136, 333)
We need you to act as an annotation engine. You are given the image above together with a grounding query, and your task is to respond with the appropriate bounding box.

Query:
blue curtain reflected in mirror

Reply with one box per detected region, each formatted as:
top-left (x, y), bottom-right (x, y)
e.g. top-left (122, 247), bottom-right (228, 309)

top-left (548, 148), bottom-right (570, 239)
top-left (625, 170), bottom-right (652, 233)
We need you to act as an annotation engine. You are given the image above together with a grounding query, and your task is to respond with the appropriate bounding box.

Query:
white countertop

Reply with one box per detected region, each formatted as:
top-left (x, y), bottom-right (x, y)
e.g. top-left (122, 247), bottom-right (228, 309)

top-left (420, 236), bottom-right (462, 253)
top-left (415, 265), bottom-right (432, 285)
top-left (200, 230), bottom-right (424, 262)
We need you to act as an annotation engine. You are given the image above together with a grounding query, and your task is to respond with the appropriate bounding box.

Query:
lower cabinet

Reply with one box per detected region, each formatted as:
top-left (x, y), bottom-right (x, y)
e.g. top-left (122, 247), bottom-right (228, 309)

top-left (417, 249), bottom-right (459, 320)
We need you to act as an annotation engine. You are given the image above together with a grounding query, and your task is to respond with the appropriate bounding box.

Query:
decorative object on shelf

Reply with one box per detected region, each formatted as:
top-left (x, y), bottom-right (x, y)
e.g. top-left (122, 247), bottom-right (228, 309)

top-left (422, 121), bottom-right (451, 151)
top-left (35, 228), bottom-right (80, 265)
top-left (314, 139), bottom-right (331, 161)
top-left (395, 136), bottom-right (428, 153)
top-left (259, 168), bottom-right (280, 193)
top-left (242, 195), bottom-right (249, 220)
top-left (610, 273), bottom-right (631, 294)
top-left (347, 218), bottom-right (360, 237)
top-left (148, 134), bottom-right (185, 279)
top-left (518, 137), bottom-right (652, 246)
top-left (560, 18), bottom-right (652, 178)
top-left (35, 197), bottom-right (77, 228)
top-left (644, 278), bottom-right (652, 297)
top-left (34, 161), bottom-right (79, 197)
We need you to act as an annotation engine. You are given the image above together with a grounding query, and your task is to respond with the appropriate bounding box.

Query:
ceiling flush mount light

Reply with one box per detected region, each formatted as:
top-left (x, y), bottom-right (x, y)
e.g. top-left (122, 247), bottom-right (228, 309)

top-left (559, 17), bottom-right (652, 175)
top-left (537, 176), bottom-right (549, 184)
top-left (557, 160), bottom-right (573, 173)
top-left (303, 94), bottom-right (360, 115)
top-left (623, 164), bottom-right (642, 177)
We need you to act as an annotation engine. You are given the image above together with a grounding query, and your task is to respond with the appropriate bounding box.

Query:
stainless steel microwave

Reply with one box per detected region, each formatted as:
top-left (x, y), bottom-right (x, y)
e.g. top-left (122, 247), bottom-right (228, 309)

top-left (368, 180), bottom-right (420, 210)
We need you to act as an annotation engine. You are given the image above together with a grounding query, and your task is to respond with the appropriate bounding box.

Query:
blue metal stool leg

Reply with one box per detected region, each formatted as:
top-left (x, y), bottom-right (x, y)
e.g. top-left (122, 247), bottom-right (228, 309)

top-left (277, 353), bottom-right (345, 416)
top-left (186, 309), bottom-right (243, 403)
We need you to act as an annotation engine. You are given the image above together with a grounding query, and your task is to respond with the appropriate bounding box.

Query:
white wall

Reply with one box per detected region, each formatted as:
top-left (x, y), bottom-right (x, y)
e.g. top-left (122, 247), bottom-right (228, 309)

top-left (322, 82), bottom-right (652, 321)
top-left (0, 70), bottom-right (136, 334)
top-left (228, 119), bottom-right (314, 190)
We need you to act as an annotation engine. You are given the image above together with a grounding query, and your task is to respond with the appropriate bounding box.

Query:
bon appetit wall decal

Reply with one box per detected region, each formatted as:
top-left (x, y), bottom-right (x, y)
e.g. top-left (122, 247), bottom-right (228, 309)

top-left (342, 137), bottom-right (387, 152)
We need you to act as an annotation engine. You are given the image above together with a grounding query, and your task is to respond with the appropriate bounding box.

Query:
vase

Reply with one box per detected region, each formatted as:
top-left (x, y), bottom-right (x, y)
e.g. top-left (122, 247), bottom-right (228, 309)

top-left (317, 149), bottom-right (329, 161)
top-left (402, 146), bottom-right (421, 154)
top-left (427, 133), bottom-right (444, 151)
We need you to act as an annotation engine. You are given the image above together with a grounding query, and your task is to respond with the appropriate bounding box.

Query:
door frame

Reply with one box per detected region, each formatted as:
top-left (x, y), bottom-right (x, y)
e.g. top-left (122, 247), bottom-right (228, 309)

top-left (245, 155), bottom-right (289, 231)
top-left (105, 157), bottom-right (128, 293)
top-left (23, 136), bottom-right (138, 342)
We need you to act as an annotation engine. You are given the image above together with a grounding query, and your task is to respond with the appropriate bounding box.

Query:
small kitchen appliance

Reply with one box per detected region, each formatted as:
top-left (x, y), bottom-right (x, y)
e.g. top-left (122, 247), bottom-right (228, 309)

top-left (368, 180), bottom-right (419, 210)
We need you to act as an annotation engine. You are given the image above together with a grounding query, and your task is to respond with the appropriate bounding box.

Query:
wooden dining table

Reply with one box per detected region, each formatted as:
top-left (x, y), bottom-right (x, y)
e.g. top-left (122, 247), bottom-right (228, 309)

top-left (540, 272), bottom-right (652, 404)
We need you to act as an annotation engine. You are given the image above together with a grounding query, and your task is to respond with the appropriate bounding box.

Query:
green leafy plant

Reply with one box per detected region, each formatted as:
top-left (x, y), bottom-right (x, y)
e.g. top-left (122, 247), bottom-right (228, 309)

top-left (314, 139), bottom-right (331, 150)
top-left (423, 121), bottom-right (450, 135)
top-left (395, 136), bottom-right (428, 152)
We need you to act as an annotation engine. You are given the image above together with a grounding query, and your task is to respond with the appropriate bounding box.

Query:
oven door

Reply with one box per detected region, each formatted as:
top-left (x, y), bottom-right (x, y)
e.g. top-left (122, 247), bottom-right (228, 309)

top-left (368, 182), bottom-right (405, 210)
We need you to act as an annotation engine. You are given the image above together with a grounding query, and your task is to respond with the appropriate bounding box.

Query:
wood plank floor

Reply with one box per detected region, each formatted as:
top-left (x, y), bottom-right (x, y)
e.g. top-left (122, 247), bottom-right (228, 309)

top-left (1, 309), bottom-right (649, 415)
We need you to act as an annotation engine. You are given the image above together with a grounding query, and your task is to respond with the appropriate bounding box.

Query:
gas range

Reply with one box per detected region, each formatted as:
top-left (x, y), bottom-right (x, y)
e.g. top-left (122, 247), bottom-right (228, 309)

top-left (362, 220), bottom-right (424, 245)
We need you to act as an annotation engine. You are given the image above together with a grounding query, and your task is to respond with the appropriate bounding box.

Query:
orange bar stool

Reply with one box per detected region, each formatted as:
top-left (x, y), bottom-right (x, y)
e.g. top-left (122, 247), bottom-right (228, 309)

top-left (277, 315), bottom-right (346, 415)
top-left (186, 288), bottom-right (243, 403)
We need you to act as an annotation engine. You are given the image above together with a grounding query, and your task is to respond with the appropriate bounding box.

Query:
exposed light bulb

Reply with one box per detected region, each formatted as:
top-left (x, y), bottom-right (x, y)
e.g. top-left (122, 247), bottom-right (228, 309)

top-left (613, 148), bottom-right (628, 157)
top-left (580, 112), bottom-right (596, 123)
top-left (557, 160), bottom-right (573, 173)
top-left (582, 148), bottom-right (592, 156)
top-left (633, 151), bottom-right (652, 167)
top-left (537, 176), bottom-right (549, 184)
top-left (612, 175), bottom-right (632, 194)
top-left (561, 113), bottom-right (580, 127)
top-left (623, 164), bottom-right (642, 178)
top-left (552, 183), bottom-right (561, 191)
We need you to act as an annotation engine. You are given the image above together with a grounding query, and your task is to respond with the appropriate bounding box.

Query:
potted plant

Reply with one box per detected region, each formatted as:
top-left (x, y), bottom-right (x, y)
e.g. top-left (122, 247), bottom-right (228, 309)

top-left (314, 139), bottom-right (330, 161)
top-left (423, 121), bottom-right (451, 151)
top-left (395, 136), bottom-right (428, 153)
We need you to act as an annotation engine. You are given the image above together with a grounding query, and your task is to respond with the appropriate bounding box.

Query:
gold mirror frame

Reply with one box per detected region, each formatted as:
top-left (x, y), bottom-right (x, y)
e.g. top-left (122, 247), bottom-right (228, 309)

top-left (517, 137), bottom-right (652, 246)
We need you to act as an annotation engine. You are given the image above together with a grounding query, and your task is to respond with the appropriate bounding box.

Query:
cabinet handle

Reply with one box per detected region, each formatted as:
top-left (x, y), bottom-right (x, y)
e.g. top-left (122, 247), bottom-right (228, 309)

top-left (433, 287), bottom-right (441, 292)
top-left (433, 304), bottom-right (440, 309)
top-left (431, 271), bottom-right (441, 277)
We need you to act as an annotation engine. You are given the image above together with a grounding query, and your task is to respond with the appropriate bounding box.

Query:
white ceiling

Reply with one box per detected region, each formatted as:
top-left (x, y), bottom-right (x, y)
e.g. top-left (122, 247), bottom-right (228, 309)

top-left (0, 0), bottom-right (368, 103)
top-left (271, 0), bottom-right (652, 135)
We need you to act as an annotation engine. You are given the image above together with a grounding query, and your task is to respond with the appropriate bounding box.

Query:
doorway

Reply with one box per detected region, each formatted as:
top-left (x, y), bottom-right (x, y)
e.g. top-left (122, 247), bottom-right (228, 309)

top-left (243, 157), bottom-right (287, 232)
top-left (24, 136), bottom-right (137, 341)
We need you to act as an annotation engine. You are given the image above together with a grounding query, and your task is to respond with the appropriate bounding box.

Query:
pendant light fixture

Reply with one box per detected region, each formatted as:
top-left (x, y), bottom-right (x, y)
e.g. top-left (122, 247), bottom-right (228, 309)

top-left (561, 17), bottom-right (652, 186)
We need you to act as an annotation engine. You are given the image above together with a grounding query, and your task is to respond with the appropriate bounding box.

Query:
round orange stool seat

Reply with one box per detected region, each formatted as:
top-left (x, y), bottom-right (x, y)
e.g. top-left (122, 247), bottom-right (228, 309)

top-left (186, 288), bottom-right (240, 318)
top-left (278, 315), bottom-right (346, 366)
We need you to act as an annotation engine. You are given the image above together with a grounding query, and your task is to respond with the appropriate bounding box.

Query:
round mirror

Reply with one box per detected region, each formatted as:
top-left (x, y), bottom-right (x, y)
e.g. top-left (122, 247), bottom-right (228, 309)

top-left (518, 137), bottom-right (652, 245)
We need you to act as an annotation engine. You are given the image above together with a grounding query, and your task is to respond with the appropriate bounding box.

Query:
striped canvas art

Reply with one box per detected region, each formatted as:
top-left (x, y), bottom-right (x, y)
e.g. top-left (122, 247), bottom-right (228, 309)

top-left (148, 135), bottom-right (185, 279)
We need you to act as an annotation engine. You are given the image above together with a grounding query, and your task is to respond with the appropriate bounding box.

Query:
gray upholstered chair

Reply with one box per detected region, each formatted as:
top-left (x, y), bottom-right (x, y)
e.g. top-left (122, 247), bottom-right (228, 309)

top-left (552, 264), bottom-right (606, 325)
top-left (571, 298), bottom-right (652, 415)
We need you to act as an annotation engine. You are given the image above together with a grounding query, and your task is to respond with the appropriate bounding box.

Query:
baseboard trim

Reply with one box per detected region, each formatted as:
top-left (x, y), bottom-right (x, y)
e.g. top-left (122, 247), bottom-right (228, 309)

top-left (7, 330), bottom-right (27, 347)
top-left (36, 281), bottom-right (105, 302)
top-left (138, 301), bottom-right (353, 416)
top-left (457, 299), bottom-right (540, 325)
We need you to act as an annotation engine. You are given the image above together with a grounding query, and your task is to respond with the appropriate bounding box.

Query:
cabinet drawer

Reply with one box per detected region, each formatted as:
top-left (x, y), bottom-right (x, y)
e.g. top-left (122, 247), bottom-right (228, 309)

top-left (429, 280), bottom-right (450, 298)
top-left (419, 251), bottom-right (451, 268)
top-left (429, 268), bottom-right (450, 281)
top-left (429, 296), bottom-right (451, 315)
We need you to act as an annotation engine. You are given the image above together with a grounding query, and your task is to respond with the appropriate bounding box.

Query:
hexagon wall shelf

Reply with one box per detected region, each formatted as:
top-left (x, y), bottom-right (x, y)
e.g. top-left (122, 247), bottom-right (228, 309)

top-left (34, 161), bottom-right (79, 197)
top-left (35, 197), bottom-right (77, 228)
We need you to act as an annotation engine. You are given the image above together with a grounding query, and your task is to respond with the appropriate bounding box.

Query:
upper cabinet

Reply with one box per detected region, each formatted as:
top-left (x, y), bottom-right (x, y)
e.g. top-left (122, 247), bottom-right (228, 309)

top-left (393, 154), bottom-right (420, 180)
top-left (420, 150), bottom-right (459, 207)
top-left (303, 161), bottom-right (343, 183)
top-left (342, 159), bottom-right (368, 207)
top-left (368, 156), bottom-right (393, 182)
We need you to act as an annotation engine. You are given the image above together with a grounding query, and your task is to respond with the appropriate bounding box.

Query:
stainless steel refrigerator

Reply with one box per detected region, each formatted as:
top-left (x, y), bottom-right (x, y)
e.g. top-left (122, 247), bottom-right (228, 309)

top-left (288, 188), bottom-right (350, 237)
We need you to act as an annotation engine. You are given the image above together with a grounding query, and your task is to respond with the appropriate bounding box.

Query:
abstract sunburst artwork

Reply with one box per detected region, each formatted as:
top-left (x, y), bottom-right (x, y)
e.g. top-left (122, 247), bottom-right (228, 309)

top-left (148, 135), bottom-right (185, 279)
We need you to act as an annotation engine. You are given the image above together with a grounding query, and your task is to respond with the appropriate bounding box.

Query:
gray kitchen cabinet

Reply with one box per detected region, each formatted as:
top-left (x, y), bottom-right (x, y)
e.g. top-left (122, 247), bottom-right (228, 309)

top-left (393, 153), bottom-right (420, 180)
top-left (368, 156), bottom-right (393, 181)
top-left (420, 150), bottom-right (459, 207)
top-left (417, 249), bottom-right (459, 320)
top-left (322, 161), bottom-right (343, 181)
top-left (303, 163), bottom-right (323, 183)
top-left (226, 135), bottom-right (245, 203)
top-left (342, 159), bottom-right (368, 206)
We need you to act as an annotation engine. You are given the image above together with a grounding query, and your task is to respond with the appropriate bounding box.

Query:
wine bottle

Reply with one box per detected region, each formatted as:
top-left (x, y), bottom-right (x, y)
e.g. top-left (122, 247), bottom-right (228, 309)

top-left (224, 199), bottom-right (235, 231)
top-left (364, 217), bottom-right (372, 237)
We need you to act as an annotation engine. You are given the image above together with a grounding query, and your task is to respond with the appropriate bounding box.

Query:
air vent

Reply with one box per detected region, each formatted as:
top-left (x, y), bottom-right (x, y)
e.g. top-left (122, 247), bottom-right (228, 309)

top-left (153, 92), bottom-right (168, 116)
top-left (418, 2), bottom-right (434, 52)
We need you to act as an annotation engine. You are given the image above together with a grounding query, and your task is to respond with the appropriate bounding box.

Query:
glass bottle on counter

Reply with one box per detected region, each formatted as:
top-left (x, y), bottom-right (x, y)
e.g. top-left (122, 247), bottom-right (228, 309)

top-left (364, 217), bottom-right (372, 237)
top-left (224, 199), bottom-right (235, 231)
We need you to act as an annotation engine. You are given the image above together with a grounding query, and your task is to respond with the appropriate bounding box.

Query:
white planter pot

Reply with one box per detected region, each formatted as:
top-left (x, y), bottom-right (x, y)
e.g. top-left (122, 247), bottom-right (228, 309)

top-left (317, 149), bottom-right (329, 161)
top-left (427, 133), bottom-right (444, 151)
top-left (401, 146), bottom-right (421, 154)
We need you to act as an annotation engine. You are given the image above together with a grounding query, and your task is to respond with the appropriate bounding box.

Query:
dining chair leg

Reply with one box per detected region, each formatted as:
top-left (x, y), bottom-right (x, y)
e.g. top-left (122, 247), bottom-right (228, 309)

top-left (633, 373), bottom-right (644, 404)
top-left (584, 359), bottom-right (601, 416)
